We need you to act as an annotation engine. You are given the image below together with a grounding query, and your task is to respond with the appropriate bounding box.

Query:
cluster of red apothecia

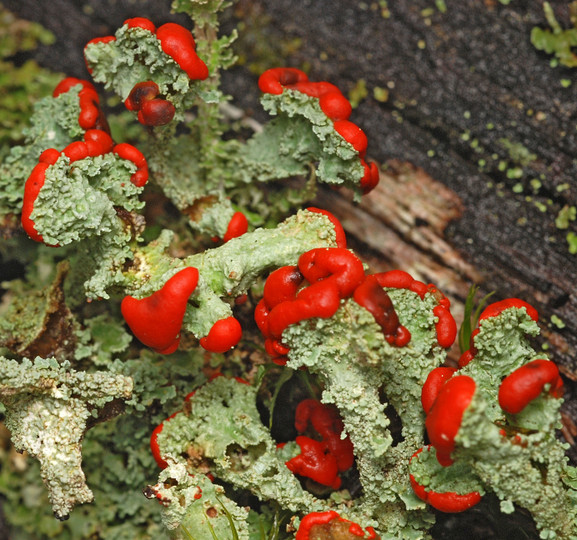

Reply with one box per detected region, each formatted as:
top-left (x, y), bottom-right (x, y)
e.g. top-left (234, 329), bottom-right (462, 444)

top-left (295, 510), bottom-right (380, 540)
top-left (124, 81), bottom-right (176, 127)
top-left (258, 67), bottom-right (380, 194)
top-left (412, 298), bottom-right (564, 513)
top-left (145, 259), bottom-right (564, 529)
top-left (85, 17), bottom-right (208, 127)
top-left (24, 15), bottom-right (210, 246)
top-left (21, 77), bottom-right (148, 245)
top-left (20, 17), bottom-right (247, 354)
top-left (120, 267), bottom-right (243, 355)
top-left (282, 399), bottom-right (354, 490)
top-left (256, 209), bottom-right (457, 366)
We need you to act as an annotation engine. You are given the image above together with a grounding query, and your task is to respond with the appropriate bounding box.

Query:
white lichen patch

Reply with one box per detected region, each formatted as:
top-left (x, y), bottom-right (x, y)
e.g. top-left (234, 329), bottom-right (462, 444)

top-left (0, 357), bottom-right (132, 519)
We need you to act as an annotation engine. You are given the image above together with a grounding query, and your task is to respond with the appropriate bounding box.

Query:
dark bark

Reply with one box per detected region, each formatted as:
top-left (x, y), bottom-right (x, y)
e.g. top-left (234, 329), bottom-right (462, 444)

top-left (3, 0), bottom-right (576, 450)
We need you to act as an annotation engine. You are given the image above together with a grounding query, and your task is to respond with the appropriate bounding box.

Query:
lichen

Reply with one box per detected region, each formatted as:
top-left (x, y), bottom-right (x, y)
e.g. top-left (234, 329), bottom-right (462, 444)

top-left (0, 1), bottom-right (574, 539)
top-left (0, 86), bottom-right (86, 217)
top-left (411, 306), bottom-right (577, 538)
top-left (0, 356), bottom-right (132, 519)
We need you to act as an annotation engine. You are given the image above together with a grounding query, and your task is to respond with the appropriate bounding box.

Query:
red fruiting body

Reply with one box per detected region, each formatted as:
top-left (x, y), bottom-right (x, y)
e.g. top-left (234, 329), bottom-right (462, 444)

top-left (22, 130), bottom-right (114, 245)
top-left (458, 328), bottom-right (479, 367)
top-left (113, 142), bottom-right (149, 187)
top-left (77, 86), bottom-right (101, 130)
top-left (374, 270), bottom-right (456, 348)
top-left (53, 76), bottom-right (89, 97)
top-left (270, 339), bottom-right (290, 356)
top-left (84, 129), bottom-right (114, 156)
top-left (155, 23), bottom-right (209, 80)
top-left (258, 67), bottom-right (309, 94)
top-left (150, 411), bottom-right (179, 469)
top-left (124, 17), bottom-right (157, 32)
top-left (333, 120), bottom-right (368, 157)
top-left (63, 140), bottom-right (89, 162)
top-left (409, 447), bottom-right (482, 512)
top-left (263, 266), bottom-right (304, 310)
top-left (375, 270), bottom-right (430, 299)
top-left (433, 304), bottom-right (458, 349)
top-left (234, 293), bottom-right (248, 305)
top-left (458, 349), bottom-right (475, 368)
top-left (150, 424), bottom-right (168, 469)
top-left (39, 148), bottom-right (61, 164)
top-left (375, 269), bottom-right (414, 289)
top-left (298, 248), bottom-right (365, 298)
top-left (318, 91), bottom-right (353, 121)
top-left (296, 511), bottom-right (340, 540)
top-left (392, 326), bottom-right (412, 347)
top-left (421, 367), bottom-right (458, 414)
top-left (360, 160), bottom-right (380, 194)
top-left (254, 299), bottom-right (271, 334)
top-left (125, 81), bottom-right (160, 111)
top-left (263, 337), bottom-right (283, 359)
top-left (498, 359), bottom-right (563, 414)
top-left (150, 423), bottom-right (167, 468)
top-left (479, 298), bottom-right (538, 323)
top-left (263, 337), bottom-right (290, 365)
top-left (425, 375), bottom-right (476, 466)
top-left (22, 162), bottom-right (56, 244)
top-left (296, 511), bottom-right (380, 540)
top-left (294, 399), bottom-right (354, 472)
top-left (285, 436), bottom-right (341, 489)
top-left (121, 267), bottom-right (199, 354)
top-left (306, 207), bottom-right (347, 248)
top-left (199, 316), bottom-right (242, 353)
top-left (53, 77), bottom-right (109, 132)
top-left (124, 81), bottom-right (176, 127)
top-left (138, 98), bottom-right (176, 126)
top-left (223, 211), bottom-right (249, 243)
top-left (353, 274), bottom-right (410, 346)
top-left (266, 248), bottom-right (365, 338)
top-left (409, 280), bottom-right (429, 299)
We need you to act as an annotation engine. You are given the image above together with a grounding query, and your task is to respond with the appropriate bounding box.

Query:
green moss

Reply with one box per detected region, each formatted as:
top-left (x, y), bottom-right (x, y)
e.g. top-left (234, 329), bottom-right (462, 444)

top-left (555, 205), bottom-right (576, 229)
top-left (531, 2), bottom-right (577, 68)
top-left (373, 86), bottom-right (389, 102)
top-left (567, 231), bottom-right (577, 254)
top-left (550, 314), bottom-right (566, 329)
top-left (0, 7), bottom-right (61, 147)
top-left (497, 138), bottom-right (537, 167)
top-left (348, 79), bottom-right (368, 108)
